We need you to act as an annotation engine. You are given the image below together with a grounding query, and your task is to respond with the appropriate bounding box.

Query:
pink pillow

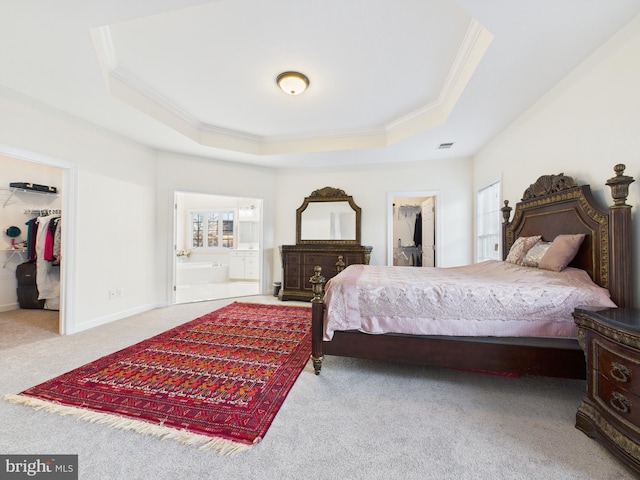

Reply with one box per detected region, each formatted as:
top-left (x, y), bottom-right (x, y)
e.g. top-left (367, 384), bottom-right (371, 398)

top-left (538, 234), bottom-right (586, 272)
top-left (505, 236), bottom-right (542, 264)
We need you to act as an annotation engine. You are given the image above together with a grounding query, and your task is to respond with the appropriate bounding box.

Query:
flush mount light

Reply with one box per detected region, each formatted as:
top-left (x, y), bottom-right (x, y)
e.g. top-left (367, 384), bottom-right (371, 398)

top-left (277, 71), bottom-right (309, 95)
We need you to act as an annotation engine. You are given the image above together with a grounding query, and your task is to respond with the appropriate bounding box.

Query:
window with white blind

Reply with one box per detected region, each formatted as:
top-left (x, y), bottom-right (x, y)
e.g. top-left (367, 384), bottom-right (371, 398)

top-left (476, 181), bottom-right (501, 262)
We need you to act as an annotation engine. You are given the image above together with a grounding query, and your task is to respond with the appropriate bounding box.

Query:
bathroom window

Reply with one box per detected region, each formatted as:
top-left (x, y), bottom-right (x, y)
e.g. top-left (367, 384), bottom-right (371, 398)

top-left (190, 210), bottom-right (234, 249)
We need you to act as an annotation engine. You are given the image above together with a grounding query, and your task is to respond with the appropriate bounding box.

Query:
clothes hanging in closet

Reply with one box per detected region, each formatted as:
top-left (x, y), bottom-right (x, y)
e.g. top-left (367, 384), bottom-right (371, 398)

top-left (25, 217), bottom-right (38, 262)
top-left (413, 212), bottom-right (422, 247)
top-left (23, 214), bottom-right (62, 310)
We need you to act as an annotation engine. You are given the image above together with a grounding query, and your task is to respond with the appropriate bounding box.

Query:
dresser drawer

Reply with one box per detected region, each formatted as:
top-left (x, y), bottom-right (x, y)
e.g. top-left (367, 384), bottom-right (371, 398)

top-left (283, 263), bottom-right (301, 289)
top-left (303, 253), bottom-right (343, 266)
top-left (595, 373), bottom-right (640, 433)
top-left (284, 252), bottom-right (301, 264)
top-left (303, 253), bottom-right (364, 270)
top-left (595, 340), bottom-right (640, 396)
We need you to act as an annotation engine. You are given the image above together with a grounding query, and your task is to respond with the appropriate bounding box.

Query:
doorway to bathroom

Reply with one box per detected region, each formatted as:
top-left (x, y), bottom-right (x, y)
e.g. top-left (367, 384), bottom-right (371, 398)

top-left (173, 191), bottom-right (263, 304)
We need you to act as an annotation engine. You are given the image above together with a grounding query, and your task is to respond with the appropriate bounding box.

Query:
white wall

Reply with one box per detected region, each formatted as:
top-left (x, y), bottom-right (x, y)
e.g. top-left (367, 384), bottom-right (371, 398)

top-left (274, 156), bottom-right (473, 280)
top-left (0, 87), bottom-right (159, 333)
top-left (474, 15), bottom-right (640, 305)
top-left (4, 13), bottom-right (635, 331)
top-left (156, 152), bottom-right (277, 298)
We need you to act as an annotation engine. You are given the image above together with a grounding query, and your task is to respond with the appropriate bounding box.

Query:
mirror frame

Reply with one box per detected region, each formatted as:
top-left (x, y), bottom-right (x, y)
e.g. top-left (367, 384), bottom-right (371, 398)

top-left (296, 187), bottom-right (362, 245)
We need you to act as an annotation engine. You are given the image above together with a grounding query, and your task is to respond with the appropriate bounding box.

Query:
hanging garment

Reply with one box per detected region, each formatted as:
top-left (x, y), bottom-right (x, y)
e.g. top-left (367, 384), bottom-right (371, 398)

top-left (52, 218), bottom-right (62, 266)
top-left (413, 212), bottom-right (422, 247)
top-left (25, 217), bottom-right (38, 262)
top-left (34, 214), bottom-right (60, 306)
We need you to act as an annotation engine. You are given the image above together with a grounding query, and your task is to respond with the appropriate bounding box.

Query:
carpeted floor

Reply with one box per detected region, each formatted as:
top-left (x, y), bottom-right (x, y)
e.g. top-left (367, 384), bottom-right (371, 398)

top-left (0, 308), bottom-right (59, 349)
top-left (1, 296), bottom-right (637, 479)
top-left (6, 302), bottom-right (312, 454)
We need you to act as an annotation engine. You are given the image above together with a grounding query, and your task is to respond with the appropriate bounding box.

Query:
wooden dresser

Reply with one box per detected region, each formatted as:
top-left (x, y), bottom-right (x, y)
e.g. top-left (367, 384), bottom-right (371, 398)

top-left (279, 186), bottom-right (372, 302)
top-left (573, 306), bottom-right (640, 474)
top-left (279, 244), bottom-right (372, 301)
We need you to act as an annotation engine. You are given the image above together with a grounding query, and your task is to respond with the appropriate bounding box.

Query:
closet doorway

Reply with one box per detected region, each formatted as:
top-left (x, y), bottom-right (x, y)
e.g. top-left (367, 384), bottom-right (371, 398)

top-left (173, 191), bottom-right (263, 304)
top-left (388, 191), bottom-right (439, 267)
top-left (0, 150), bottom-right (71, 336)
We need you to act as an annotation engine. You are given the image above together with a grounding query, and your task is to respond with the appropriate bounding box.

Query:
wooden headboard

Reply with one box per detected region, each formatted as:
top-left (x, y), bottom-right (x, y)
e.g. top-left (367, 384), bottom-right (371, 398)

top-left (501, 165), bottom-right (634, 308)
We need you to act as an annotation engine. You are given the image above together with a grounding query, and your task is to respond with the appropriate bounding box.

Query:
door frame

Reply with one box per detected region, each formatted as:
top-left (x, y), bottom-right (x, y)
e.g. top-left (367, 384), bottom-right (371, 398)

top-left (387, 190), bottom-right (441, 267)
top-left (172, 190), bottom-right (264, 304)
top-left (0, 143), bottom-right (77, 334)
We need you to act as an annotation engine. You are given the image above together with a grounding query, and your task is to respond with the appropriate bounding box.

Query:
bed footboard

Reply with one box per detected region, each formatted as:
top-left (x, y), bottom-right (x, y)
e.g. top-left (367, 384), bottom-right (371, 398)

top-left (310, 266), bottom-right (326, 375)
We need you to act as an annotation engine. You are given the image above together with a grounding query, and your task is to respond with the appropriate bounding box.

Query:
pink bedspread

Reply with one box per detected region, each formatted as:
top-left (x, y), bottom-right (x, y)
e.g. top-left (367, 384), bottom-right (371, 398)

top-left (323, 261), bottom-right (616, 340)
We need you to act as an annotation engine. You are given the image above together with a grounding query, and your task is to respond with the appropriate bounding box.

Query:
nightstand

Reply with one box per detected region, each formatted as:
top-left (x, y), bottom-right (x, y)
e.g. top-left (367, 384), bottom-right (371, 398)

top-left (573, 306), bottom-right (640, 474)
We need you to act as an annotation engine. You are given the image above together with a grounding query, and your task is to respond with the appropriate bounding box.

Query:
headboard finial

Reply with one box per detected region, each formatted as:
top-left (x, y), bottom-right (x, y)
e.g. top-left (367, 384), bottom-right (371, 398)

top-left (501, 200), bottom-right (512, 224)
top-left (606, 164), bottom-right (635, 207)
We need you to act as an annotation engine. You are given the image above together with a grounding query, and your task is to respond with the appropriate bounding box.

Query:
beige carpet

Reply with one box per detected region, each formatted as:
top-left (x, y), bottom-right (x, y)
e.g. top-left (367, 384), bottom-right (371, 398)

top-left (1, 297), bottom-right (637, 479)
top-left (0, 308), bottom-right (59, 349)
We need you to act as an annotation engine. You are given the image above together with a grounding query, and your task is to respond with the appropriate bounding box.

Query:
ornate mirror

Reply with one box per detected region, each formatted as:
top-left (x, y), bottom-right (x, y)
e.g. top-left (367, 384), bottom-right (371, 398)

top-left (296, 187), bottom-right (361, 245)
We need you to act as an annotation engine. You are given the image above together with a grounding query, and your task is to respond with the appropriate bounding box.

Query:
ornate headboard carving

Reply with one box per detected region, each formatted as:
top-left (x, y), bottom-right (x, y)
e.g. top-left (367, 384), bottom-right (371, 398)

top-left (521, 173), bottom-right (578, 200)
top-left (502, 165), bottom-right (634, 307)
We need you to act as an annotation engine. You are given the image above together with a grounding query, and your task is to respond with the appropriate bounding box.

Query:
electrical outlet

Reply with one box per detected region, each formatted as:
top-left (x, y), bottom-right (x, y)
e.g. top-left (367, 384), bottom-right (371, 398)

top-left (108, 289), bottom-right (116, 299)
top-left (116, 288), bottom-right (123, 298)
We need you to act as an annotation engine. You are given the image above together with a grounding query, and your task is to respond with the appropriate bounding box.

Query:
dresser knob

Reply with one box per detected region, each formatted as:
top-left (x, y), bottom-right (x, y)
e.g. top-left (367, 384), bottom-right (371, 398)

top-left (611, 362), bottom-right (632, 383)
top-left (610, 391), bottom-right (632, 414)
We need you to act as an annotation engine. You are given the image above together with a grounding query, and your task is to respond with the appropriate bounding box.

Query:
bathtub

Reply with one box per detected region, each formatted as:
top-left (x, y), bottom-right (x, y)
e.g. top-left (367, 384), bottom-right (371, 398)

top-left (176, 262), bottom-right (229, 285)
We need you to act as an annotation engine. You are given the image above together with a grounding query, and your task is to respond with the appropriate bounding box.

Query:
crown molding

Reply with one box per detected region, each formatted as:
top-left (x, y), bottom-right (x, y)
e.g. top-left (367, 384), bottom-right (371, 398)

top-left (90, 19), bottom-right (491, 155)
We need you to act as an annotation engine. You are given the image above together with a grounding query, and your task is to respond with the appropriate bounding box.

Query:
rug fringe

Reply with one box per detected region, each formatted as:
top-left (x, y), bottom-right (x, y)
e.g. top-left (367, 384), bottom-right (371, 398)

top-left (3, 394), bottom-right (251, 456)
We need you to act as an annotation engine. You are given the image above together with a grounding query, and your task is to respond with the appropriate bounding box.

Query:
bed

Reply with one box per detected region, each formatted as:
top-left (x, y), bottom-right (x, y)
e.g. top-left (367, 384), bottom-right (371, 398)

top-left (310, 165), bottom-right (634, 379)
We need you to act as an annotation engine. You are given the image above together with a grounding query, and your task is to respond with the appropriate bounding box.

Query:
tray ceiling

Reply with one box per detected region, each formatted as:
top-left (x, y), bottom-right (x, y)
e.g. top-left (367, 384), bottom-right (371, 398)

top-left (1, 0), bottom-right (638, 167)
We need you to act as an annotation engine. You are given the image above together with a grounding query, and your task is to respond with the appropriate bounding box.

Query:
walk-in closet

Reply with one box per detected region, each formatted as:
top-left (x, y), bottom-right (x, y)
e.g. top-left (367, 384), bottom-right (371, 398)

top-left (0, 154), bottom-right (62, 338)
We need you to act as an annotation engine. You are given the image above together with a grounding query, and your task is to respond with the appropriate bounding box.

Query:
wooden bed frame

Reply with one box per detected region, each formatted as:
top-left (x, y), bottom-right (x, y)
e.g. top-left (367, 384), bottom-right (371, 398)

top-left (310, 164), bottom-right (634, 379)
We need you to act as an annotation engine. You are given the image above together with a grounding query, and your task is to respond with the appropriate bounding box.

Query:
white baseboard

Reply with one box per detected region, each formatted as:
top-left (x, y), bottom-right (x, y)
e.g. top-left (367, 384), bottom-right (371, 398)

top-left (0, 302), bottom-right (19, 312)
top-left (69, 302), bottom-right (164, 334)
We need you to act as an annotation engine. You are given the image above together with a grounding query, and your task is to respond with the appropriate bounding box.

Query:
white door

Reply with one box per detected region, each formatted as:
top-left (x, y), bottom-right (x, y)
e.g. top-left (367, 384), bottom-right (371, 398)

top-left (421, 197), bottom-right (435, 267)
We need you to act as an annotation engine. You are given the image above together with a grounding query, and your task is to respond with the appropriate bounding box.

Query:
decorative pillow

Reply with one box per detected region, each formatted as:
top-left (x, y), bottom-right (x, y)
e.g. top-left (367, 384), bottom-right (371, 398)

top-left (520, 241), bottom-right (552, 267)
top-left (538, 234), bottom-right (586, 272)
top-left (505, 235), bottom-right (542, 264)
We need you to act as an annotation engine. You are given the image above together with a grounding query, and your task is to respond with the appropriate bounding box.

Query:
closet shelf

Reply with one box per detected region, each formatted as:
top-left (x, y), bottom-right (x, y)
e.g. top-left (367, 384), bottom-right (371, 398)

top-left (2, 187), bottom-right (59, 208)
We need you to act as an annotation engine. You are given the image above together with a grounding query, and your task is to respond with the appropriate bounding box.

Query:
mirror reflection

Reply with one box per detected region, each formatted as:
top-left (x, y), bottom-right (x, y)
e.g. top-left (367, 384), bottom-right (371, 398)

top-left (295, 187), bottom-right (361, 245)
top-left (301, 202), bottom-right (357, 241)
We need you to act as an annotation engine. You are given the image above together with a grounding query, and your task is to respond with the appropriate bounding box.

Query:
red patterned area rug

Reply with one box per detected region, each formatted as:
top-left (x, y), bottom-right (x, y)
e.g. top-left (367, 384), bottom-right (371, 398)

top-left (5, 302), bottom-right (311, 455)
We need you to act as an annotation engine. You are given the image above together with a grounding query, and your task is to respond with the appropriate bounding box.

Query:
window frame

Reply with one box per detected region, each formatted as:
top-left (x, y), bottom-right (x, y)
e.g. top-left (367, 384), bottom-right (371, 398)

top-left (188, 209), bottom-right (235, 250)
top-left (476, 180), bottom-right (502, 263)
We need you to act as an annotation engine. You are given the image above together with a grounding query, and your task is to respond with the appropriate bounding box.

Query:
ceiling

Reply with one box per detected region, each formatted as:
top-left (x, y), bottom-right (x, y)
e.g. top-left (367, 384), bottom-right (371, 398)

top-left (1, 1), bottom-right (639, 169)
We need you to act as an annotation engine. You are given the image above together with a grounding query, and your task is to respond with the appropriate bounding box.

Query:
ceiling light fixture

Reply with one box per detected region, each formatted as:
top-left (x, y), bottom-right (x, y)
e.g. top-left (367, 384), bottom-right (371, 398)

top-left (277, 71), bottom-right (309, 95)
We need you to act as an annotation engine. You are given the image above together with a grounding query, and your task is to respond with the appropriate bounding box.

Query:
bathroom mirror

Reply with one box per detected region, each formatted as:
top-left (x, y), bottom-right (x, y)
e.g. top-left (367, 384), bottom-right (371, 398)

top-left (296, 187), bottom-right (361, 244)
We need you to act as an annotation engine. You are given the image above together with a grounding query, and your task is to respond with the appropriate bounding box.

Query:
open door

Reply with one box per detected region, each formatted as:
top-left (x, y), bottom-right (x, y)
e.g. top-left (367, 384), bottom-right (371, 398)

top-left (389, 192), bottom-right (438, 267)
top-left (421, 197), bottom-right (435, 267)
